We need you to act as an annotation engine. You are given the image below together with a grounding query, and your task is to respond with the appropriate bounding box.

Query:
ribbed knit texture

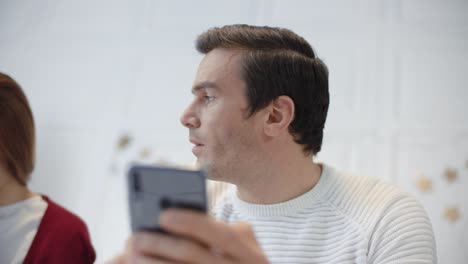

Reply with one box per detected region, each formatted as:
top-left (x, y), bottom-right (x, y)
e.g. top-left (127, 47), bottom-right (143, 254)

top-left (213, 164), bottom-right (437, 264)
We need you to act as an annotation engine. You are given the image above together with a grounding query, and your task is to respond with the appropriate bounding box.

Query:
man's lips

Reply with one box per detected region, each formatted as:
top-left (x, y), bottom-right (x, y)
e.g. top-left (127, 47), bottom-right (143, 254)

top-left (190, 138), bottom-right (204, 146)
top-left (190, 139), bottom-right (204, 156)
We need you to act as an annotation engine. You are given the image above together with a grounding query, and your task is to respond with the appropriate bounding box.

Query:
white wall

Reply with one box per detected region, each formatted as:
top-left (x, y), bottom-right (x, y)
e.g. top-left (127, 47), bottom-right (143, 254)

top-left (0, 0), bottom-right (467, 262)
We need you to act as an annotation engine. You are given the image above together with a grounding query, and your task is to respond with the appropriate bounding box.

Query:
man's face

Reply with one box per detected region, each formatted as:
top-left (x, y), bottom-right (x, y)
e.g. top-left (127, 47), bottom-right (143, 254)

top-left (180, 48), bottom-right (264, 182)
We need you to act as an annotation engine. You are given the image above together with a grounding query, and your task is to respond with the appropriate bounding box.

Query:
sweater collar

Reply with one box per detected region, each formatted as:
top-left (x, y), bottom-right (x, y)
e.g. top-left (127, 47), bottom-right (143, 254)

top-left (231, 164), bottom-right (335, 217)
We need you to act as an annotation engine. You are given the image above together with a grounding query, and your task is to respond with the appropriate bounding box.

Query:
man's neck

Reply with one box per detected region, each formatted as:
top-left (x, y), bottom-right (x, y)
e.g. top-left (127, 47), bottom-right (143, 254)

top-left (0, 174), bottom-right (34, 206)
top-left (235, 154), bottom-right (322, 204)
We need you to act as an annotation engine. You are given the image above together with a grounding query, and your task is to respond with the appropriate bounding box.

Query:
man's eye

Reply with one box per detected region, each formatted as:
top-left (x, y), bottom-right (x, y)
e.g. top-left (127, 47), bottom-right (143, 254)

top-left (204, 96), bottom-right (215, 103)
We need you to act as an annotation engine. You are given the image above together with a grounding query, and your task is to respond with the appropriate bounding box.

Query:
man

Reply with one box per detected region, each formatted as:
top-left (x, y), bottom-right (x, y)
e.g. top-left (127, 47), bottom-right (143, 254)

top-left (113, 24), bottom-right (436, 263)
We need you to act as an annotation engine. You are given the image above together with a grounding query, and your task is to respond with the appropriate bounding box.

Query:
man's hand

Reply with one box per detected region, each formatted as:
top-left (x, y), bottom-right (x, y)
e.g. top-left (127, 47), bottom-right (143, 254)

top-left (109, 209), bottom-right (269, 264)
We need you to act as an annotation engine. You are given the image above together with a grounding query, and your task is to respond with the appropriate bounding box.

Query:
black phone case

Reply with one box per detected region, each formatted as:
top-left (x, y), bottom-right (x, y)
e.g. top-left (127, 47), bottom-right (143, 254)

top-left (128, 165), bottom-right (207, 233)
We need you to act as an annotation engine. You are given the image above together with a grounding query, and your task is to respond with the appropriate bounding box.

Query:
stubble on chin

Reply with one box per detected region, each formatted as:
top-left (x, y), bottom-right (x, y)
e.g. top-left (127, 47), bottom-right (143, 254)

top-left (200, 161), bottom-right (230, 183)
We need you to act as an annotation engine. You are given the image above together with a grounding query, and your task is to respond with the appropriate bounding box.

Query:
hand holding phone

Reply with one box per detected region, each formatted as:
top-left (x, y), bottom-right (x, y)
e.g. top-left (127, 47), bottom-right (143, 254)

top-left (127, 165), bottom-right (207, 233)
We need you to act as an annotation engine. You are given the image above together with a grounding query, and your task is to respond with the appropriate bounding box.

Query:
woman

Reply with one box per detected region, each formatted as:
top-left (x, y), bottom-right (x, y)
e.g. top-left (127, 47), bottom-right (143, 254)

top-left (0, 72), bottom-right (96, 263)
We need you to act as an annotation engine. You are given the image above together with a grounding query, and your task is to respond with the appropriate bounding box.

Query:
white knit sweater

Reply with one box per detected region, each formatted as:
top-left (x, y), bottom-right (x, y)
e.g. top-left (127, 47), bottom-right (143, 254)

top-left (213, 164), bottom-right (437, 264)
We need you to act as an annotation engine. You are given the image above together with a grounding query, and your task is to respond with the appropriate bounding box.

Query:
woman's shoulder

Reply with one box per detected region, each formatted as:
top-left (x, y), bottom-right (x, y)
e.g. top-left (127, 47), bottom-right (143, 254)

top-left (23, 195), bottom-right (96, 263)
top-left (40, 196), bottom-right (88, 231)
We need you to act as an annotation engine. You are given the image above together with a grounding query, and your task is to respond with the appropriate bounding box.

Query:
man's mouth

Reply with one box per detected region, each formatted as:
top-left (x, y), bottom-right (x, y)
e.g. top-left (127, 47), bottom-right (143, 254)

top-left (190, 139), bottom-right (204, 156)
top-left (190, 138), bottom-right (204, 146)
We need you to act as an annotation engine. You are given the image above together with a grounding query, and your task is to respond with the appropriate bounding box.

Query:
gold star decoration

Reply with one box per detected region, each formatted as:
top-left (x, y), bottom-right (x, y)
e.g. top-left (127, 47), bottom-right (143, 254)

top-left (444, 207), bottom-right (460, 222)
top-left (139, 148), bottom-right (152, 159)
top-left (416, 177), bottom-right (432, 192)
top-left (117, 134), bottom-right (132, 150)
top-left (154, 158), bottom-right (170, 166)
top-left (444, 168), bottom-right (458, 183)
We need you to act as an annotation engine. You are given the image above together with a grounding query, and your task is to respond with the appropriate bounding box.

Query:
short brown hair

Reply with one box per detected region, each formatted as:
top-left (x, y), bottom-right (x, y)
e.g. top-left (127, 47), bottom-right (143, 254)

top-left (196, 24), bottom-right (329, 155)
top-left (0, 72), bottom-right (35, 185)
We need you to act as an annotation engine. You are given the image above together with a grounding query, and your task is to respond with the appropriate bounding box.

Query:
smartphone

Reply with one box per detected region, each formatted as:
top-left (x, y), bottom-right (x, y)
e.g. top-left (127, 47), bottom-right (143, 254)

top-left (128, 165), bottom-right (207, 233)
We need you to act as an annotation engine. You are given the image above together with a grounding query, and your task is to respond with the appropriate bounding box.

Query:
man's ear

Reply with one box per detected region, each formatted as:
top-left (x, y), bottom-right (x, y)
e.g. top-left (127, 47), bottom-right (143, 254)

top-left (264, 96), bottom-right (295, 137)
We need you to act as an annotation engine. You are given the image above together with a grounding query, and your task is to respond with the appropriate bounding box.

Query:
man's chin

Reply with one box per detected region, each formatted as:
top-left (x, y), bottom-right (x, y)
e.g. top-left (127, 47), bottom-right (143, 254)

top-left (196, 159), bottom-right (209, 171)
top-left (197, 160), bottom-right (217, 179)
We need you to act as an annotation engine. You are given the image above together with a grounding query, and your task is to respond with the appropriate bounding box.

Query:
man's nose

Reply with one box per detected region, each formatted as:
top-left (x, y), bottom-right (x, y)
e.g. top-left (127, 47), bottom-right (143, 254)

top-left (180, 107), bottom-right (200, 128)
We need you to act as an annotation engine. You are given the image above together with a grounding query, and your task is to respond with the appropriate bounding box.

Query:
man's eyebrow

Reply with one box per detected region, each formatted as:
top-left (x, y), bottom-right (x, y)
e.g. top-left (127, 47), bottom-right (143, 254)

top-left (192, 81), bottom-right (219, 94)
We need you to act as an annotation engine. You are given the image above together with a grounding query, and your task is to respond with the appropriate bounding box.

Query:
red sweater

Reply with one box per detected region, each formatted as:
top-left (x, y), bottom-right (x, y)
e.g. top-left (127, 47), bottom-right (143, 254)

top-left (23, 196), bottom-right (96, 264)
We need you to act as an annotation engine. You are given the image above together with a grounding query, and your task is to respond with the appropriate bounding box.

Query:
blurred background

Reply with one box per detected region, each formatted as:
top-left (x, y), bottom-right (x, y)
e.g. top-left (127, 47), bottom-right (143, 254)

top-left (0, 0), bottom-right (467, 262)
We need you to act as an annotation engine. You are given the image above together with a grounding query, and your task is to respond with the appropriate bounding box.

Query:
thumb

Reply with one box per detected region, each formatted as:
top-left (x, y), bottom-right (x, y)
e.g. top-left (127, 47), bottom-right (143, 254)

top-left (105, 237), bottom-right (133, 264)
top-left (230, 222), bottom-right (259, 245)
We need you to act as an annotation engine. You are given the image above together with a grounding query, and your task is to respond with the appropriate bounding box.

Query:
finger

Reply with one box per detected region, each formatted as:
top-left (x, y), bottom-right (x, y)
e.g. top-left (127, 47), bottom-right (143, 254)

top-left (159, 210), bottom-right (253, 258)
top-left (133, 232), bottom-right (220, 263)
top-left (104, 254), bottom-right (125, 264)
top-left (231, 222), bottom-right (256, 242)
top-left (230, 223), bottom-right (269, 263)
top-left (105, 237), bottom-right (134, 264)
top-left (230, 223), bottom-right (258, 245)
top-left (131, 254), bottom-right (173, 264)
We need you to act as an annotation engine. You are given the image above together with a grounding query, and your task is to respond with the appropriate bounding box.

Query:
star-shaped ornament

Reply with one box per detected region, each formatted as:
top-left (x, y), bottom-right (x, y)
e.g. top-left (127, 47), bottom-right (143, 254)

top-left (139, 148), bottom-right (152, 159)
top-left (417, 177), bottom-right (432, 192)
top-left (154, 158), bottom-right (170, 166)
top-left (444, 168), bottom-right (458, 183)
top-left (444, 207), bottom-right (460, 222)
top-left (117, 134), bottom-right (132, 150)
